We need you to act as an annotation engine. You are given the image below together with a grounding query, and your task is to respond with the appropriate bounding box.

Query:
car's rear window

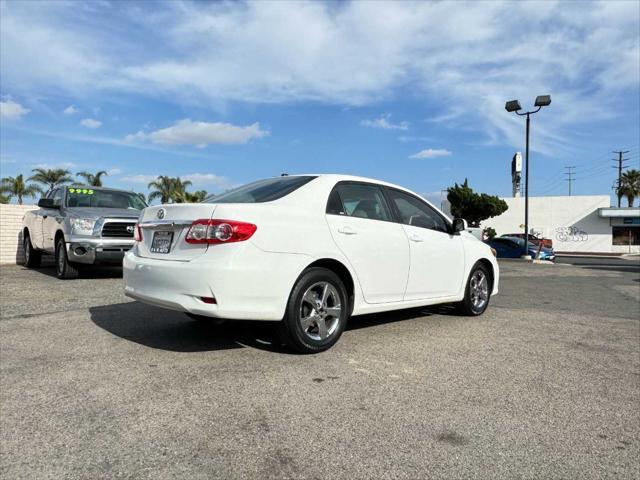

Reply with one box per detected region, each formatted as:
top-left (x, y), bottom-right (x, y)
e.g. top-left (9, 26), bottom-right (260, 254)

top-left (204, 176), bottom-right (317, 203)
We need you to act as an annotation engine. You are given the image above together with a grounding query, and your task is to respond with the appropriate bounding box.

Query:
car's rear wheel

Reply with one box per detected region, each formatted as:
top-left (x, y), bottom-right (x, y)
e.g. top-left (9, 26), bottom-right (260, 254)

top-left (277, 267), bottom-right (349, 353)
top-left (23, 232), bottom-right (41, 268)
top-left (456, 263), bottom-right (492, 316)
top-left (55, 237), bottom-right (79, 280)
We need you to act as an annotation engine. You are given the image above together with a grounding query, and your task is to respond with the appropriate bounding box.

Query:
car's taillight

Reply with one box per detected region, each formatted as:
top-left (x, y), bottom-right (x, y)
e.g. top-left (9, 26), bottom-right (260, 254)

top-left (185, 219), bottom-right (257, 244)
top-left (134, 223), bottom-right (143, 242)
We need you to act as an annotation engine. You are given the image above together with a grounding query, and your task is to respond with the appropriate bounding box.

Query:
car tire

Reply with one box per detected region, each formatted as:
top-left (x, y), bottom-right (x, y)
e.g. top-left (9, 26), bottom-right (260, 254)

top-left (23, 232), bottom-right (41, 268)
top-left (277, 267), bottom-right (349, 354)
top-left (55, 237), bottom-right (79, 280)
top-left (456, 262), bottom-right (492, 316)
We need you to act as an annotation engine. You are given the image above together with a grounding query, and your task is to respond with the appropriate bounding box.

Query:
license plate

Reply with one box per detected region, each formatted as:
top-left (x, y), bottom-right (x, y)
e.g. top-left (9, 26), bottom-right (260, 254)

top-left (150, 231), bottom-right (173, 254)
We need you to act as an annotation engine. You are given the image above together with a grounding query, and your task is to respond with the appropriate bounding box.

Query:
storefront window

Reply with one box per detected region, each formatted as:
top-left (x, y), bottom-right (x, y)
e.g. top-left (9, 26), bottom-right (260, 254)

top-left (612, 227), bottom-right (640, 245)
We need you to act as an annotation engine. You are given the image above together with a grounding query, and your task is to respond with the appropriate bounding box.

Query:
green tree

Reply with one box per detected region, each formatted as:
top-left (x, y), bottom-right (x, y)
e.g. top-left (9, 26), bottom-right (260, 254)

top-left (75, 170), bottom-right (108, 187)
top-left (183, 189), bottom-right (208, 203)
top-left (0, 193), bottom-right (10, 204)
top-left (28, 168), bottom-right (73, 193)
top-left (617, 169), bottom-right (640, 207)
top-left (483, 226), bottom-right (497, 240)
top-left (170, 177), bottom-right (193, 203)
top-left (0, 174), bottom-right (42, 205)
top-left (147, 176), bottom-right (193, 204)
top-left (447, 179), bottom-right (508, 227)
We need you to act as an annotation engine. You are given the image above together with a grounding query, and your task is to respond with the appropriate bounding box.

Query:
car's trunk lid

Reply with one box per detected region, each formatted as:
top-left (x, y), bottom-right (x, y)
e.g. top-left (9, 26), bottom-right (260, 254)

top-left (136, 204), bottom-right (217, 261)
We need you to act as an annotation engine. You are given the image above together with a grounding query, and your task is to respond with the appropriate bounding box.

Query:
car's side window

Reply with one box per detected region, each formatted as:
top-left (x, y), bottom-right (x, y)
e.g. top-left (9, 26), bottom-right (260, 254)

top-left (386, 189), bottom-right (449, 233)
top-left (327, 183), bottom-right (392, 222)
top-left (51, 188), bottom-right (64, 207)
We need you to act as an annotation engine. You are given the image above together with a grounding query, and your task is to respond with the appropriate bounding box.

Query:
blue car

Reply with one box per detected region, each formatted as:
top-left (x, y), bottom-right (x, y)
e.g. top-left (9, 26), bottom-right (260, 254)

top-left (487, 236), bottom-right (556, 261)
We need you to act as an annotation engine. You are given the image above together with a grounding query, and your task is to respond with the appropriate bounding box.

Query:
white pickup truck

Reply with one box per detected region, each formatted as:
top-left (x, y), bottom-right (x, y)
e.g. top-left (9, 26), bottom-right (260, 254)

top-left (22, 186), bottom-right (147, 279)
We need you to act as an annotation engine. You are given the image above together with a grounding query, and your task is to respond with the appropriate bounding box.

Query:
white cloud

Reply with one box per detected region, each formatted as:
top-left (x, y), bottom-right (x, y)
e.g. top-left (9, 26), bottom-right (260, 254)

top-left (0, 1), bottom-right (638, 153)
top-left (409, 148), bottom-right (452, 159)
top-left (361, 114), bottom-right (409, 130)
top-left (120, 174), bottom-right (158, 184)
top-left (121, 172), bottom-right (231, 189)
top-left (182, 173), bottom-right (228, 186)
top-left (106, 167), bottom-right (122, 175)
top-left (63, 105), bottom-right (78, 115)
top-left (0, 100), bottom-right (30, 120)
top-left (32, 161), bottom-right (76, 169)
top-left (125, 119), bottom-right (269, 147)
top-left (80, 118), bottom-right (102, 129)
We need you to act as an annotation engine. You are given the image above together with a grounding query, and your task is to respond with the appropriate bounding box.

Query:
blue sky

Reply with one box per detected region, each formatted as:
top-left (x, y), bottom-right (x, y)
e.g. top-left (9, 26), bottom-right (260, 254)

top-left (1, 0), bottom-right (639, 205)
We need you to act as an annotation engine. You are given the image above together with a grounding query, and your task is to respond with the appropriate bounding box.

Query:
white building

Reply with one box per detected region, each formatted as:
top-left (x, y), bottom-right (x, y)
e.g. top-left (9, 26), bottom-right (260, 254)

top-left (478, 195), bottom-right (639, 254)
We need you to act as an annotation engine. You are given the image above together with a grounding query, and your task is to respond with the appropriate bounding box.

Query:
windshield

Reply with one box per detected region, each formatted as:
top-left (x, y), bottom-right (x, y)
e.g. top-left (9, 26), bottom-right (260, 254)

top-left (65, 187), bottom-right (147, 210)
top-left (204, 176), bottom-right (316, 203)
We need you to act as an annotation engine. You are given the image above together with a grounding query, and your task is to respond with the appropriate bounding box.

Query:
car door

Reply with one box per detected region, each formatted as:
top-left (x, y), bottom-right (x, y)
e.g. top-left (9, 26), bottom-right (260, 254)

top-left (42, 188), bottom-right (65, 252)
top-left (325, 182), bottom-right (410, 304)
top-left (30, 192), bottom-right (51, 249)
top-left (385, 188), bottom-right (465, 300)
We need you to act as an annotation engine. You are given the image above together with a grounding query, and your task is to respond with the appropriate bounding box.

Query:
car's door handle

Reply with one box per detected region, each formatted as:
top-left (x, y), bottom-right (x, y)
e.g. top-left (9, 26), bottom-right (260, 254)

top-left (337, 226), bottom-right (357, 235)
top-left (408, 233), bottom-right (424, 242)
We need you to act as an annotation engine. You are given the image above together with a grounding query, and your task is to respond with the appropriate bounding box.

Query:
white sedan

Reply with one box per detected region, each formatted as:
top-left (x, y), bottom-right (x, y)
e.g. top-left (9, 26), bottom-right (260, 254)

top-left (124, 174), bottom-right (499, 353)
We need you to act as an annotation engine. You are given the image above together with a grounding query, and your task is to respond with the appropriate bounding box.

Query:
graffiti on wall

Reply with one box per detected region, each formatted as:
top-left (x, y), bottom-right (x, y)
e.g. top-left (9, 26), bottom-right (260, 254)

top-left (555, 227), bottom-right (588, 242)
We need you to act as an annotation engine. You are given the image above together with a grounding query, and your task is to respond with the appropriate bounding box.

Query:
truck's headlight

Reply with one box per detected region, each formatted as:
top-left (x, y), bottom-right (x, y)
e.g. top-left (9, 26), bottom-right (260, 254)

top-left (70, 218), bottom-right (96, 235)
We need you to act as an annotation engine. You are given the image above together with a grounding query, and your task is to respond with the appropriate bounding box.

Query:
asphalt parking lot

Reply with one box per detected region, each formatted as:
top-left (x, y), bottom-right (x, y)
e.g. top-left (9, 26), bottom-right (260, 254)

top-left (1, 258), bottom-right (639, 479)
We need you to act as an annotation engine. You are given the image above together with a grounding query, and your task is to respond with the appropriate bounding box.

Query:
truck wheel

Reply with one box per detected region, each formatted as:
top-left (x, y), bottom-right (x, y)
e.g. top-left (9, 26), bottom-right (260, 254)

top-left (23, 232), bottom-right (41, 268)
top-left (276, 267), bottom-right (349, 354)
top-left (55, 237), bottom-right (79, 280)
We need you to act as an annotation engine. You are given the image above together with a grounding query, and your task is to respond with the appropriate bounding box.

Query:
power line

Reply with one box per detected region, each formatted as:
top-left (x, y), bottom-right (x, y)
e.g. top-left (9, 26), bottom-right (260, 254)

top-left (564, 166), bottom-right (576, 196)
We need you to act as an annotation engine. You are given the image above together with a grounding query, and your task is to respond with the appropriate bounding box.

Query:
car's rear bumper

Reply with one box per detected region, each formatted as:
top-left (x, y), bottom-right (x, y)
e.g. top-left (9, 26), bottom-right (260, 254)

top-left (123, 242), bottom-right (311, 321)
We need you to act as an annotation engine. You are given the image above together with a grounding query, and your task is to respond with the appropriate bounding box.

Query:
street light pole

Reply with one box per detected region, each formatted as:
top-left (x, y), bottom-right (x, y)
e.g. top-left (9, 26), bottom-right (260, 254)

top-left (505, 96), bottom-right (551, 260)
top-left (524, 112), bottom-right (530, 257)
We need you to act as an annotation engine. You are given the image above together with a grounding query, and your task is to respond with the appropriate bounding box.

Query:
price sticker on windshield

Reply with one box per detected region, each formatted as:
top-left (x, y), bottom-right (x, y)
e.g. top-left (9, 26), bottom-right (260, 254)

top-left (68, 188), bottom-right (94, 195)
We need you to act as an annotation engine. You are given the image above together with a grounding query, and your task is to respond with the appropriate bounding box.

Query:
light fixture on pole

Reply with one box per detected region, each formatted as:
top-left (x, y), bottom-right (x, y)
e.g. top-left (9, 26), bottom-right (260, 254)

top-left (505, 95), bottom-right (551, 259)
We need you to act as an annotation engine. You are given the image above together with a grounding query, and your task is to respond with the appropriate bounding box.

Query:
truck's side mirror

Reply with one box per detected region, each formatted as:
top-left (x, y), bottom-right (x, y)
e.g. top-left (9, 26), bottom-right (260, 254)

top-left (38, 198), bottom-right (58, 209)
top-left (452, 218), bottom-right (468, 234)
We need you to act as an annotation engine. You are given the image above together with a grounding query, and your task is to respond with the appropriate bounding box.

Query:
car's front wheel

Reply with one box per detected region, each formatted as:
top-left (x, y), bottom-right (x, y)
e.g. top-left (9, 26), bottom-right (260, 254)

top-left (23, 232), bottom-right (41, 268)
top-left (55, 237), bottom-right (79, 280)
top-left (277, 267), bottom-right (349, 353)
top-left (456, 262), bottom-right (492, 316)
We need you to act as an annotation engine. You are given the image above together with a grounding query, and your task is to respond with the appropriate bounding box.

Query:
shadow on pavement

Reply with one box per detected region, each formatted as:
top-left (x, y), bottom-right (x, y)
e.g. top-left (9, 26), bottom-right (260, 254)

top-left (91, 301), bottom-right (452, 353)
top-left (90, 302), bottom-right (288, 353)
top-left (22, 263), bottom-right (123, 279)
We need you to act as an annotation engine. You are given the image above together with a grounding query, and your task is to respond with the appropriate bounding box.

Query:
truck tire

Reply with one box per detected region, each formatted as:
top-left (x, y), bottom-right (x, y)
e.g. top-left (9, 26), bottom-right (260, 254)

top-left (55, 237), bottom-right (79, 280)
top-left (23, 232), bottom-right (41, 268)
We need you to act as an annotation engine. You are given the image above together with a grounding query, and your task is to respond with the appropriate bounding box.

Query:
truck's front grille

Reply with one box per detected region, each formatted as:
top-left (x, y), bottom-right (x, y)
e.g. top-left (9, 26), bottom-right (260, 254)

top-left (101, 222), bottom-right (136, 238)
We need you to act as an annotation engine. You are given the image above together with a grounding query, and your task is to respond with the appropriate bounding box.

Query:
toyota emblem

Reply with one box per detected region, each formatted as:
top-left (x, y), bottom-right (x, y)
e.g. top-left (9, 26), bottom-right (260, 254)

top-left (126, 225), bottom-right (135, 233)
top-left (157, 208), bottom-right (165, 219)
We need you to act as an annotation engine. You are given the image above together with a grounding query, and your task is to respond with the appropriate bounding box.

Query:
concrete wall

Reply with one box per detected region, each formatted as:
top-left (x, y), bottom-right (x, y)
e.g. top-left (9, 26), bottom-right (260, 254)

top-left (479, 195), bottom-right (614, 253)
top-left (0, 204), bottom-right (37, 264)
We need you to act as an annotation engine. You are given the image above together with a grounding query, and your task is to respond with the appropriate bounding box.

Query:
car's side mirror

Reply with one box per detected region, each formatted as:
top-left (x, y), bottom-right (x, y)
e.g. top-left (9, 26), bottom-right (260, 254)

top-left (452, 218), bottom-right (467, 234)
top-left (38, 198), bottom-right (58, 209)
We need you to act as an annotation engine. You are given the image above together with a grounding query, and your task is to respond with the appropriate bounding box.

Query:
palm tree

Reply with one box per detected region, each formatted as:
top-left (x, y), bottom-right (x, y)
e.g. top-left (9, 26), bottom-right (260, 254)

top-left (28, 168), bottom-right (73, 193)
top-left (0, 193), bottom-right (9, 204)
top-left (183, 190), bottom-right (208, 203)
top-left (171, 177), bottom-right (193, 203)
top-left (75, 170), bottom-right (107, 187)
top-left (617, 169), bottom-right (640, 207)
top-left (148, 176), bottom-right (173, 204)
top-left (0, 174), bottom-right (42, 205)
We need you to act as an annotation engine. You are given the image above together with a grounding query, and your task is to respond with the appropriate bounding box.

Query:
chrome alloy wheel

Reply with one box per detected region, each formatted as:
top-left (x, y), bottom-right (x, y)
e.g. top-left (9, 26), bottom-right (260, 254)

top-left (299, 282), bottom-right (342, 341)
top-left (469, 270), bottom-right (489, 310)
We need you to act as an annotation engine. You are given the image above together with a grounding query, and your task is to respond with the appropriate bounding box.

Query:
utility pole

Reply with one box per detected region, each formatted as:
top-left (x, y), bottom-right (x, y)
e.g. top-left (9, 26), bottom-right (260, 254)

top-left (612, 151), bottom-right (629, 207)
top-left (564, 166), bottom-right (575, 196)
